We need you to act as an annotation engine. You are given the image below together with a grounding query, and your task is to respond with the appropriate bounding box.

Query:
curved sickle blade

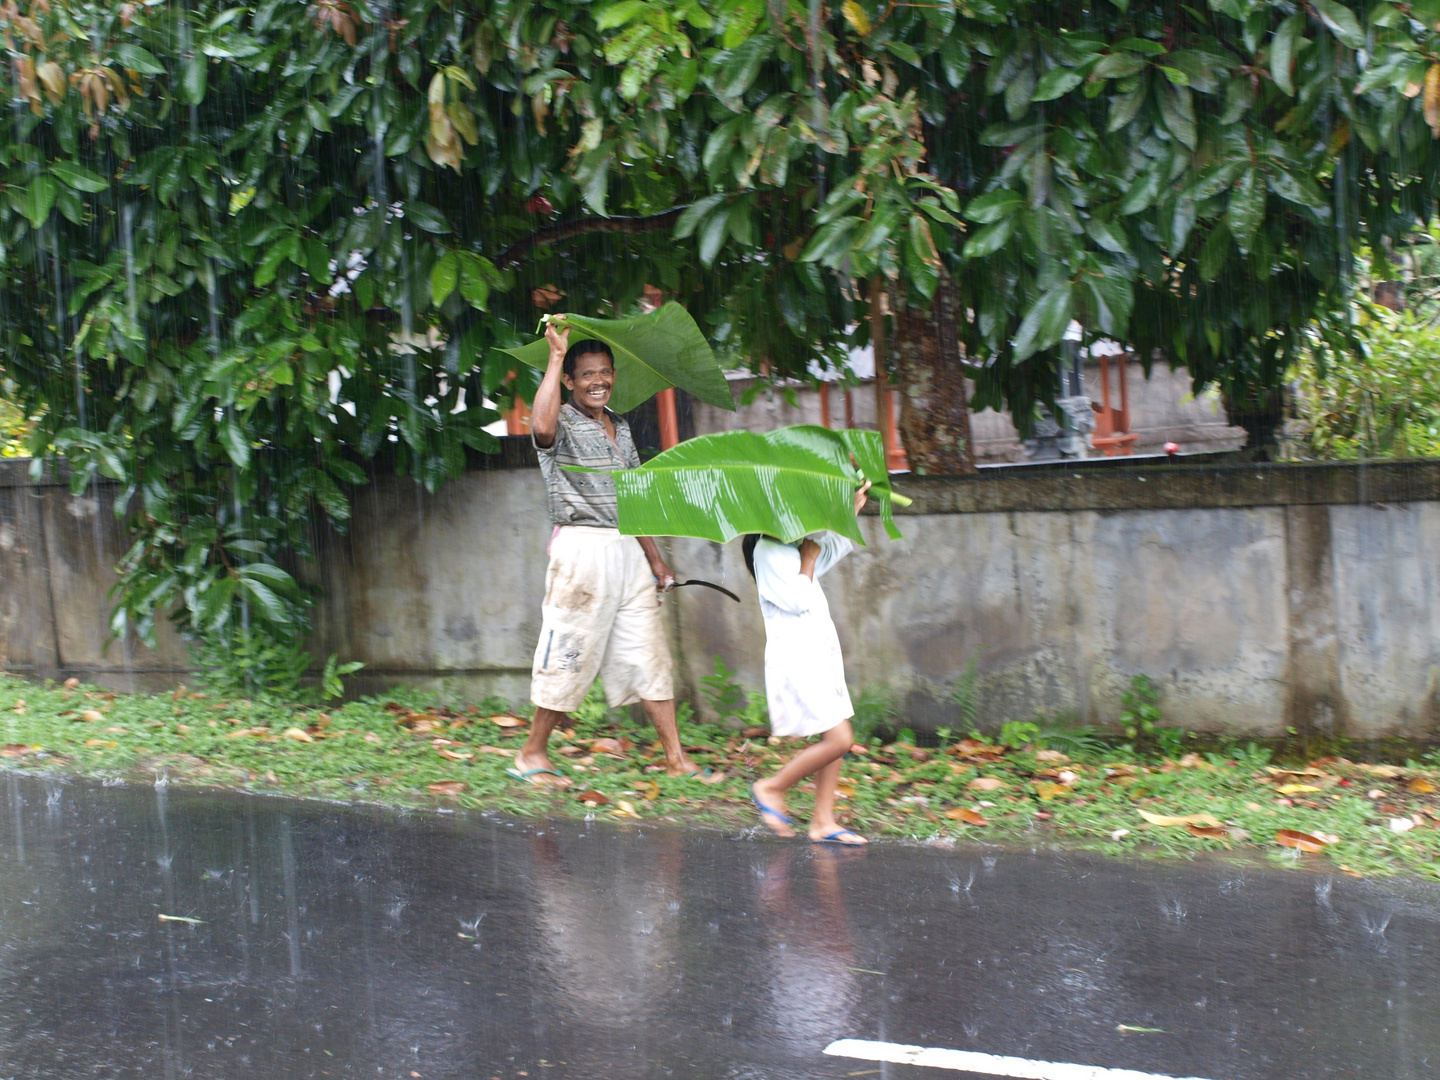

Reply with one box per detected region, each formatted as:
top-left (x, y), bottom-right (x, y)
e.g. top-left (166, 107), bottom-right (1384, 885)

top-left (673, 578), bottom-right (741, 603)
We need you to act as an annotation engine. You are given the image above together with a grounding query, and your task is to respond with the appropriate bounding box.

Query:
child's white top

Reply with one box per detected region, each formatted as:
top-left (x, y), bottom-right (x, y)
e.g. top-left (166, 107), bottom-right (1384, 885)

top-left (753, 533), bottom-right (854, 737)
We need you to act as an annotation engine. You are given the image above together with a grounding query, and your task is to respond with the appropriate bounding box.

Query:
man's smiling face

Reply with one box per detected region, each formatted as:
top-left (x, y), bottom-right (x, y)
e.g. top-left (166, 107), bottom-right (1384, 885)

top-left (564, 351), bottom-right (615, 415)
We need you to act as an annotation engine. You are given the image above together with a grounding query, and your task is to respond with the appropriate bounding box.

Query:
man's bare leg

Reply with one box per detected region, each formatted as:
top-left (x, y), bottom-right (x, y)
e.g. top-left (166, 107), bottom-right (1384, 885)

top-left (511, 706), bottom-right (572, 787)
top-left (641, 698), bottom-right (725, 783)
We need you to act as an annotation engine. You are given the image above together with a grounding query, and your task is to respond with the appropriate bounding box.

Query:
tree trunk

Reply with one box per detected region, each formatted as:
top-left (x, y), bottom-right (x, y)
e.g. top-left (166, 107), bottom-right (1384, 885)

top-left (889, 272), bottom-right (976, 475)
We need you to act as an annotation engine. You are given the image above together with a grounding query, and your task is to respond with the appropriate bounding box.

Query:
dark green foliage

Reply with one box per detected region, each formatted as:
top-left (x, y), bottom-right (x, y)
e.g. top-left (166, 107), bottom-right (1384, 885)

top-left (0, 0), bottom-right (1432, 675)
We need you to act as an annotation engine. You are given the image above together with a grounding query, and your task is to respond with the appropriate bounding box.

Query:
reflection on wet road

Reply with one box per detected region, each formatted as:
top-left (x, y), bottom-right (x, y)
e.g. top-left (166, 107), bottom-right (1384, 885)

top-left (0, 773), bottom-right (1435, 1079)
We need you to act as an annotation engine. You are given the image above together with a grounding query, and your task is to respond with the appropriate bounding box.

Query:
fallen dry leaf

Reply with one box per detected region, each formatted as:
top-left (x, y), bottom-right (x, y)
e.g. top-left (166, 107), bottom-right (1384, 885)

top-left (1407, 777), bottom-right (1437, 794)
top-left (1265, 766), bottom-right (1326, 780)
top-left (1034, 749), bottom-right (1070, 763)
top-left (427, 780), bottom-right (466, 796)
top-left (589, 737), bottom-right (627, 756)
top-left (282, 727), bottom-right (314, 743)
top-left (1176, 753), bottom-right (1214, 770)
top-left (1033, 781), bottom-right (1071, 801)
top-left (489, 713), bottom-right (528, 728)
top-left (741, 726), bottom-right (770, 738)
top-left (436, 748), bottom-right (474, 762)
top-left (80, 709), bottom-right (104, 723)
top-left (1186, 824), bottom-right (1228, 838)
top-left (225, 727), bottom-right (268, 739)
top-left (557, 744), bottom-right (586, 756)
top-left (1275, 829), bottom-right (1330, 853)
top-left (836, 778), bottom-right (856, 799)
top-left (474, 746), bottom-right (515, 757)
top-left (636, 780), bottom-right (660, 801)
top-left (363, 732), bottom-right (382, 743)
top-left (945, 807), bottom-right (988, 826)
top-left (1338, 865), bottom-right (1365, 879)
top-left (1277, 783), bottom-right (1322, 795)
top-left (614, 799), bottom-right (640, 819)
top-left (967, 777), bottom-right (1006, 791)
top-left (1138, 810), bottom-right (1223, 828)
top-left (953, 739), bottom-right (1006, 760)
top-left (62, 677), bottom-right (79, 690)
top-left (0, 744), bottom-right (37, 757)
top-left (1359, 763), bottom-right (1406, 779)
top-left (84, 739), bottom-right (117, 749)
top-left (575, 789), bottom-right (610, 806)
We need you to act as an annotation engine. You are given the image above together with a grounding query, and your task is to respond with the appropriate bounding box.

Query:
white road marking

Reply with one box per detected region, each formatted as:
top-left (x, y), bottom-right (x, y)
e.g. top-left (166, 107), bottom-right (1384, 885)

top-left (822, 1039), bottom-right (1219, 1080)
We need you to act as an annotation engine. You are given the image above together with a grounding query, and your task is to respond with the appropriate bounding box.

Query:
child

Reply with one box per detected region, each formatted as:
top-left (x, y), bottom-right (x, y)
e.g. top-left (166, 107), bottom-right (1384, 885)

top-left (744, 482), bottom-right (871, 845)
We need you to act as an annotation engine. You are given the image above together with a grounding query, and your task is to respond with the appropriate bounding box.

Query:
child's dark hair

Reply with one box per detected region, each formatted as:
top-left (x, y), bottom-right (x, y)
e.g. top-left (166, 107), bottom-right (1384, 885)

top-left (742, 534), bottom-right (764, 579)
top-left (563, 338), bottom-right (613, 378)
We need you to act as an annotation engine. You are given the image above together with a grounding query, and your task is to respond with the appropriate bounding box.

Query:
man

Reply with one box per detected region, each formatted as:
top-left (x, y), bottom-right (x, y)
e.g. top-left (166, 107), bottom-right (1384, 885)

top-left (510, 319), bottom-right (721, 788)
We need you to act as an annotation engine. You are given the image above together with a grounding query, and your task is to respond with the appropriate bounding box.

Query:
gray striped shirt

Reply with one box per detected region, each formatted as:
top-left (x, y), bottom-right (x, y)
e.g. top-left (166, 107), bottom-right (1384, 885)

top-left (534, 403), bottom-right (641, 527)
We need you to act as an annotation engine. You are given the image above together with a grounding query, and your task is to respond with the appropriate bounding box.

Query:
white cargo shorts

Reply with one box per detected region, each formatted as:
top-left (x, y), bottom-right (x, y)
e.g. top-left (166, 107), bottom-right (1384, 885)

top-left (530, 526), bottom-right (674, 713)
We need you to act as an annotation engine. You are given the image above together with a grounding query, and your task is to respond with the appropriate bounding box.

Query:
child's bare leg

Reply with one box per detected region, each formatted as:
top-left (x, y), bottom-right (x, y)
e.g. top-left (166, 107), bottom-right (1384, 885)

top-left (752, 721), bottom-right (855, 837)
top-left (808, 722), bottom-right (867, 843)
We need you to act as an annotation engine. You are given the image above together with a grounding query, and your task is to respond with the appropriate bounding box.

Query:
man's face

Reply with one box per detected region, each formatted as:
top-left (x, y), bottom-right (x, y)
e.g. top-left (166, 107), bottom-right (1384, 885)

top-left (563, 351), bottom-right (615, 413)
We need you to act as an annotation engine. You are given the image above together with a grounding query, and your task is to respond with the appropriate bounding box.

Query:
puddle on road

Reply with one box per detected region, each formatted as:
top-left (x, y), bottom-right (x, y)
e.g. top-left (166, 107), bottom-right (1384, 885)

top-left (0, 773), bottom-right (1436, 1080)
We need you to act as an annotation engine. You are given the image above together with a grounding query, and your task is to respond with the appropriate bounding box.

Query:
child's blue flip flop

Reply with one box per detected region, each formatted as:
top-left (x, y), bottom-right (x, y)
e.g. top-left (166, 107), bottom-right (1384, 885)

top-left (507, 765), bottom-right (567, 787)
top-left (811, 830), bottom-right (867, 845)
top-left (750, 784), bottom-right (794, 828)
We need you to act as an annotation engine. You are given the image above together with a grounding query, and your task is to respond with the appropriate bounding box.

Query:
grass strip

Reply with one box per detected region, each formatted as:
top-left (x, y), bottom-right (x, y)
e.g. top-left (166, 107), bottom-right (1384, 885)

top-left (1, 674), bottom-right (1438, 879)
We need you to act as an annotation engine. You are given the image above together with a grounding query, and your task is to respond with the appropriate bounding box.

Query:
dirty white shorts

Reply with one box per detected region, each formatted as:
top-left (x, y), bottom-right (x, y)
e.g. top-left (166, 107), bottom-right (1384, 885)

top-left (530, 526), bottom-right (673, 713)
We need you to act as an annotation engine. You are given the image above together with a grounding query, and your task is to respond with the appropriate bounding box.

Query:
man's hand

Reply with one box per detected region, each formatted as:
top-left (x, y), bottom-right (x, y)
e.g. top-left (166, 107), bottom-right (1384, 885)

top-left (637, 537), bottom-right (675, 601)
top-left (544, 317), bottom-right (570, 362)
top-left (531, 316), bottom-right (570, 448)
top-left (649, 556), bottom-right (676, 593)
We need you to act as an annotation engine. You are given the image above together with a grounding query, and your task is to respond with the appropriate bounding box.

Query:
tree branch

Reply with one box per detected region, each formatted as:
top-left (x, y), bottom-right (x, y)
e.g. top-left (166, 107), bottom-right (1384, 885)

top-left (495, 207), bottom-right (689, 269)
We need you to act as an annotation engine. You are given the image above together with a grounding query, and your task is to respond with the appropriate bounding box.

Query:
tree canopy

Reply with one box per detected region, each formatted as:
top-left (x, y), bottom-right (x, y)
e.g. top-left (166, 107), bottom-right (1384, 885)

top-left (0, 0), bottom-right (1435, 679)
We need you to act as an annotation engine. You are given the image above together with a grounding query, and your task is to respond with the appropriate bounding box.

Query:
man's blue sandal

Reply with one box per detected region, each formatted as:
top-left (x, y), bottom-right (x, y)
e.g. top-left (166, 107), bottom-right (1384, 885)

top-left (507, 765), bottom-right (566, 786)
top-left (812, 830), bottom-right (867, 845)
top-left (750, 783), bottom-right (794, 828)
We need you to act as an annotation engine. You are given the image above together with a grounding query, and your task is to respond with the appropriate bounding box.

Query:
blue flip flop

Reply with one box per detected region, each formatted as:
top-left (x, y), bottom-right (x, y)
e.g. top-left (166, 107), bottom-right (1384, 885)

top-left (750, 783), bottom-right (794, 829)
top-left (507, 765), bottom-right (566, 787)
top-left (812, 830), bottom-right (867, 846)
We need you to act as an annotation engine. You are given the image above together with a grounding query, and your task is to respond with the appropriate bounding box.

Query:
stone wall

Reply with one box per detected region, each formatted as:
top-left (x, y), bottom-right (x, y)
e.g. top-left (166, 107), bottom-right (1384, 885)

top-left (3, 453), bottom-right (1439, 740)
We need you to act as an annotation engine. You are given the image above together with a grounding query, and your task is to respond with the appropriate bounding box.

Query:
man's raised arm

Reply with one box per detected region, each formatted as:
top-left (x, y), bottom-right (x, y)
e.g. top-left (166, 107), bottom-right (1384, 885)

top-left (529, 320), bottom-right (569, 449)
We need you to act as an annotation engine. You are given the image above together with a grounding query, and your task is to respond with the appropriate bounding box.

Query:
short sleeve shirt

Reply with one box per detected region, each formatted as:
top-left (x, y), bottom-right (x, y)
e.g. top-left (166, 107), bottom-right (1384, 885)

top-left (534, 403), bottom-right (641, 527)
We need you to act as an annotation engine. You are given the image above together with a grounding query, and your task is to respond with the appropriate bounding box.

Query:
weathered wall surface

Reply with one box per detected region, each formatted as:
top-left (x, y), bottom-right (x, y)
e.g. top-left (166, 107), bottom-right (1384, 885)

top-left (4, 454), bottom-right (1440, 740)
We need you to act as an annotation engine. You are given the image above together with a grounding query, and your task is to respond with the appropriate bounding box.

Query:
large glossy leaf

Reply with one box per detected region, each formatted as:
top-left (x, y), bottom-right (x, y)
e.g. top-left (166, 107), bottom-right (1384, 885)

top-left (588, 426), bottom-right (909, 545)
top-left (498, 302), bottom-right (735, 414)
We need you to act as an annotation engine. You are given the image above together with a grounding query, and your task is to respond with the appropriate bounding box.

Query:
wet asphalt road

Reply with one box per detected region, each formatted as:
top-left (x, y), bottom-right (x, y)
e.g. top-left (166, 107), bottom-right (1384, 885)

top-left (0, 774), bottom-right (1436, 1080)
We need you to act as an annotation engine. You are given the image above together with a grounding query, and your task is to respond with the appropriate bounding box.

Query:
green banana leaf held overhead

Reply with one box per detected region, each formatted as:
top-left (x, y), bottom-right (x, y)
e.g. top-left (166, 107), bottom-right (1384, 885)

top-left (588, 426), bottom-right (911, 546)
top-left (497, 302), bottom-right (736, 416)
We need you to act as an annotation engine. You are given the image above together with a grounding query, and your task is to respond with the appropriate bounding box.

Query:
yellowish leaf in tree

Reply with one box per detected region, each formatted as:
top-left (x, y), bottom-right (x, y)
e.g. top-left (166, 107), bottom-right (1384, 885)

top-left (1426, 63), bottom-right (1440, 137)
top-left (841, 0), bottom-right (872, 36)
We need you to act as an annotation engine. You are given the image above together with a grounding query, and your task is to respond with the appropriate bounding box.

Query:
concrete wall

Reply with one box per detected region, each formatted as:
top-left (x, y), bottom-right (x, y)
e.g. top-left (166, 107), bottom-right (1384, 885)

top-left (3, 454), bottom-right (1440, 740)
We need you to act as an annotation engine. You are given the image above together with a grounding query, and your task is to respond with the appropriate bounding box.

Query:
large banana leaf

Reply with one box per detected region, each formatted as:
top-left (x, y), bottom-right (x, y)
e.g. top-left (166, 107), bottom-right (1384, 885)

top-left (496, 302), bottom-right (735, 415)
top-left (592, 426), bottom-right (910, 545)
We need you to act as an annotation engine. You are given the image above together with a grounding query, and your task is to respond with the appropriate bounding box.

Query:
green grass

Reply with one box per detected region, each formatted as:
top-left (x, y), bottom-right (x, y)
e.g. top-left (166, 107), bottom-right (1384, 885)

top-left (2, 673), bottom-right (1439, 880)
